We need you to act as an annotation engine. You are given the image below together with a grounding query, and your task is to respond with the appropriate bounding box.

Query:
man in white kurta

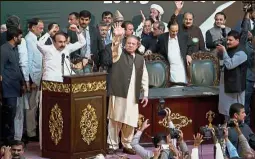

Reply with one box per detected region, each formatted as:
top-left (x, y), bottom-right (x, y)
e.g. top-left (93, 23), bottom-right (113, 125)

top-left (107, 23), bottom-right (149, 154)
top-left (36, 24), bottom-right (86, 149)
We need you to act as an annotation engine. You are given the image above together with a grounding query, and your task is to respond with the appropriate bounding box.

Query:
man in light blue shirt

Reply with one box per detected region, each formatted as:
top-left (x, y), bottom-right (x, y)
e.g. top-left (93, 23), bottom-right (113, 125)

top-left (24, 18), bottom-right (44, 139)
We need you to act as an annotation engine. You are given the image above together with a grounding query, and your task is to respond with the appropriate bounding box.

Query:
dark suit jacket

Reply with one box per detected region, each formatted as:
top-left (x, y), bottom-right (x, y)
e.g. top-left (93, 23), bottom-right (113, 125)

top-left (151, 32), bottom-right (194, 81)
top-left (1, 42), bottom-right (23, 98)
top-left (67, 26), bottom-right (104, 69)
top-left (152, 32), bottom-right (194, 64)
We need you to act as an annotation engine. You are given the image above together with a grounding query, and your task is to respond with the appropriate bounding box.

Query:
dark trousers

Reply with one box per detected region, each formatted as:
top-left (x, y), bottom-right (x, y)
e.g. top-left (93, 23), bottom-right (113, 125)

top-left (244, 80), bottom-right (255, 126)
top-left (1, 97), bottom-right (17, 145)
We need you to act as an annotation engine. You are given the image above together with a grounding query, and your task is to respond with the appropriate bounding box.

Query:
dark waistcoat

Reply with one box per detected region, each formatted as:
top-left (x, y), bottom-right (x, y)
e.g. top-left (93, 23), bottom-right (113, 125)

top-left (224, 46), bottom-right (247, 93)
top-left (109, 50), bottom-right (144, 103)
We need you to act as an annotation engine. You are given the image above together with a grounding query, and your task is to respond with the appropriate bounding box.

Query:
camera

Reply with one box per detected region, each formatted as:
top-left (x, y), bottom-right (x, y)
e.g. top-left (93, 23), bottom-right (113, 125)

top-left (242, 1), bottom-right (255, 12)
top-left (169, 128), bottom-right (180, 139)
top-left (213, 38), bottom-right (227, 47)
top-left (227, 119), bottom-right (236, 127)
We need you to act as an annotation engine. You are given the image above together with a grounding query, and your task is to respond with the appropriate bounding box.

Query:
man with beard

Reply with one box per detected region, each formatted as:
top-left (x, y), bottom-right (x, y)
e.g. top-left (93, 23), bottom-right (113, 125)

top-left (227, 103), bottom-right (255, 156)
top-left (149, 4), bottom-right (168, 32)
top-left (101, 11), bottom-right (113, 44)
top-left (217, 30), bottom-right (247, 121)
top-left (68, 10), bottom-right (104, 72)
top-left (1, 28), bottom-right (24, 145)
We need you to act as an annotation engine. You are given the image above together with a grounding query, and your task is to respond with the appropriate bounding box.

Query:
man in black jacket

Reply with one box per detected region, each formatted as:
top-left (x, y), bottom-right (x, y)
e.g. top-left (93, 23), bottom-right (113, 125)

top-left (1, 28), bottom-right (24, 145)
top-left (68, 10), bottom-right (104, 72)
top-left (228, 103), bottom-right (255, 155)
top-left (150, 16), bottom-right (194, 85)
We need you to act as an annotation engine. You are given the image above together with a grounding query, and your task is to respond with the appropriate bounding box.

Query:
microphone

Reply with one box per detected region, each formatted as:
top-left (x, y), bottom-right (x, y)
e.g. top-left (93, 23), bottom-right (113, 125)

top-left (61, 53), bottom-right (65, 76)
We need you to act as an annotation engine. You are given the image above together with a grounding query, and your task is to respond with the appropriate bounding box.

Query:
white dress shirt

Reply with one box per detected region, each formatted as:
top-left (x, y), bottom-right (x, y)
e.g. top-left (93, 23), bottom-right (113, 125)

top-left (250, 19), bottom-right (254, 30)
top-left (37, 32), bottom-right (86, 82)
top-left (167, 37), bottom-right (187, 83)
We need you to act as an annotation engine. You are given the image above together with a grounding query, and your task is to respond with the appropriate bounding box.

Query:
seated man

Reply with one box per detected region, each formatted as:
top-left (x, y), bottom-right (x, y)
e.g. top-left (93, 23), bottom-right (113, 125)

top-left (1, 140), bottom-right (26, 159)
top-left (228, 103), bottom-right (255, 155)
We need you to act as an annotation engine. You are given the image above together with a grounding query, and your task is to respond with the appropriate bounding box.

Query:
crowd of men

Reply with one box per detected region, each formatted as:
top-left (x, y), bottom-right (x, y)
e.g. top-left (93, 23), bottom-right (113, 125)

top-left (0, 1), bottom-right (255, 158)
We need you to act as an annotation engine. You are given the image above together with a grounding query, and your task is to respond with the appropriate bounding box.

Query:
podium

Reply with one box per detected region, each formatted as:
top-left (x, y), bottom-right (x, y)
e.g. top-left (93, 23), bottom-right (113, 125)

top-left (41, 73), bottom-right (107, 159)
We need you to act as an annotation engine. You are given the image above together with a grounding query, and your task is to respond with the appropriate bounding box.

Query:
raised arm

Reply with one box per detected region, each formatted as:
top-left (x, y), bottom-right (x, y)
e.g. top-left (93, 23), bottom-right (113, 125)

top-left (216, 44), bottom-right (247, 70)
top-left (239, 11), bottom-right (250, 46)
top-left (37, 32), bottom-right (51, 55)
top-left (111, 22), bottom-right (124, 63)
top-left (67, 24), bottom-right (86, 54)
top-left (131, 119), bottom-right (154, 159)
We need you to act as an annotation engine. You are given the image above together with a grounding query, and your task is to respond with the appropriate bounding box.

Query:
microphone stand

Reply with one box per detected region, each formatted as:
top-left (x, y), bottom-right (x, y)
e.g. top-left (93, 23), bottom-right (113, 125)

top-left (62, 53), bottom-right (65, 78)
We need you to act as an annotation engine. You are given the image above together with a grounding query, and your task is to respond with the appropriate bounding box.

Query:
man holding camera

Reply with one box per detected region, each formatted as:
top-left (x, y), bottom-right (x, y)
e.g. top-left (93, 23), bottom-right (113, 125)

top-left (131, 109), bottom-right (203, 159)
top-left (227, 103), bottom-right (255, 156)
top-left (217, 26), bottom-right (248, 121)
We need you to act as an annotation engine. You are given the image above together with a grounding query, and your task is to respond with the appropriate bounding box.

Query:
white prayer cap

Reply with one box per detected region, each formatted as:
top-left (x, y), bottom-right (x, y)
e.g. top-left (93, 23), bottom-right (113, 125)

top-left (150, 4), bottom-right (164, 15)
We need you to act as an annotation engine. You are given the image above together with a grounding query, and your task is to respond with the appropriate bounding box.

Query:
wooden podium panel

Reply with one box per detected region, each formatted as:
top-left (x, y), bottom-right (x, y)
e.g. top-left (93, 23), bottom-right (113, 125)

top-left (42, 73), bottom-right (107, 159)
top-left (138, 86), bottom-right (221, 143)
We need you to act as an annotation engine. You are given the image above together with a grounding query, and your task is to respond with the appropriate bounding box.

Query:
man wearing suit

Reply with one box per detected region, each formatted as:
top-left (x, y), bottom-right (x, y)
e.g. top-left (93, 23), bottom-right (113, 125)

top-left (150, 16), bottom-right (194, 85)
top-left (1, 27), bottom-right (24, 145)
top-left (68, 10), bottom-right (104, 72)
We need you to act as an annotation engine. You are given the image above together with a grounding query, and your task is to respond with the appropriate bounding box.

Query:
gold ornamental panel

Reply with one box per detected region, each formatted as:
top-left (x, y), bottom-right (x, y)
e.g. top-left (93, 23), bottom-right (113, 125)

top-left (72, 81), bottom-right (106, 93)
top-left (49, 104), bottom-right (64, 145)
top-left (159, 113), bottom-right (192, 129)
top-left (80, 104), bottom-right (98, 145)
top-left (42, 81), bottom-right (71, 93)
top-left (206, 110), bottom-right (215, 128)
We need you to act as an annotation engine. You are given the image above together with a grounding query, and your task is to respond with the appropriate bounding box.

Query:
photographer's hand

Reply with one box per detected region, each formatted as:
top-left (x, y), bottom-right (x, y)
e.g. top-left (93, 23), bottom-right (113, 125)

top-left (216, 44), bottom-right (227, 54)
top-left (193, 133), bottom-right (203, 148)
top-left (140, 119), bottom-right (150, 132)
top-left (3, 146), bottom-right (11, 159)
top-left (152, 147), bottom-right (161, 159)
top-left (233, 119), bottom-right (242, 135)
top-left (164, 108), bottom-right (172, 123)
top-left (223, 127), bottom-right (229, 142)
top-left (177, 129), bottom-right (184, 142)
